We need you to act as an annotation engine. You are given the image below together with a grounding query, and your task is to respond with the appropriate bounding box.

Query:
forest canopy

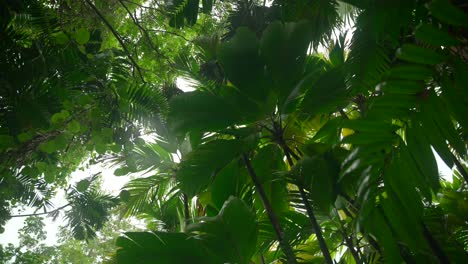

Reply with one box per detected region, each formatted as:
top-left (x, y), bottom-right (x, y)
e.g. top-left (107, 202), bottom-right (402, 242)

top-left (0, 0), bottom-right (467, 263)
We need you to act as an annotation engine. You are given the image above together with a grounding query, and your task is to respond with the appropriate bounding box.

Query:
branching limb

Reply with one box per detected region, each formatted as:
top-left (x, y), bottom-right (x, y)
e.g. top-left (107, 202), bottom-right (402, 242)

top-left (10, 203), bottom-right (71, 218)
top-left (83, 0), bottom-right (145, 82)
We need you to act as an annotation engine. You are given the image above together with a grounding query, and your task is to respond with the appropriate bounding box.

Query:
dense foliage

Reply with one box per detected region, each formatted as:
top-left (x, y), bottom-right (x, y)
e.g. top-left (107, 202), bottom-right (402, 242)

top-left (1, 0), bottom-right (467, 263)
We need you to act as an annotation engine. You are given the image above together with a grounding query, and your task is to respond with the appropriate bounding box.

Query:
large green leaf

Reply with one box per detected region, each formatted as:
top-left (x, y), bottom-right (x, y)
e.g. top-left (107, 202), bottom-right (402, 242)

top-left (210, 161), bottom-right (249, 211)
top-left (383, 150), bottom-right (429, 252)
top-left (428, 0), bottom-right (468, 27)
top-left (291, 155), bottom-right (338, 211)
top-left (423, 91), bottom-right (466, 156)
top-left (396, 44), bottom-right (445, 65)
top-left (441, 62), bottom-right (468, 131)
top-left (115, 232), bottom-right (216, 264)
top-left (419, 111), bottom-right (454, 168)
top-left (218, 27), bottom-right (269, 102)
top-left (300, 67), bottom-right (347, 115)
top-left (381, 191), bottom-right (427, 253)
top-left (311, 117), bottom-right (342, 145)
top-left (74, 28), bottom-right (90, 45)
top-left (252, 145), bottom-right (289, 214)
top-left (260, 21), bottom-right (311, 103)
top-left (415, 24), bottom-right (461, 47)
top-left (406, 123), bottom-right (440, 192)
top-left (168, 91), bottom-right (244, 135)
top-left (177, 139), bottom-right (248, 197)
top-left (187, 197), bottom-right (257, 264)
top-left (387, 64), bottom-right (433, 81)
top-left (364, 207), bottom-right (404, 264)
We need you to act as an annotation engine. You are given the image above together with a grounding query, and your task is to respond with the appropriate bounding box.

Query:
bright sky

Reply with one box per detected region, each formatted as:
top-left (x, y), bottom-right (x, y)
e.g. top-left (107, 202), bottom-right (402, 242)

top-left (0, 164), bottom-right (129, 246)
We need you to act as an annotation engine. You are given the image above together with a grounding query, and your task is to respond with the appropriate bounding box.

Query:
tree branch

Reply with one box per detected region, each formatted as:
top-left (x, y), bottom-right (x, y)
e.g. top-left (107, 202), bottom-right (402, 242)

top-left (147, 29), bottom-right (194, 44)
top-left (10, 203), bottom-right (71, 218)
top-left (83, 0), bottom-right (145, 83)
top-left (282, 147), bottom-right (334, 264)
top-left (242, 154), bottom-right (297, 264)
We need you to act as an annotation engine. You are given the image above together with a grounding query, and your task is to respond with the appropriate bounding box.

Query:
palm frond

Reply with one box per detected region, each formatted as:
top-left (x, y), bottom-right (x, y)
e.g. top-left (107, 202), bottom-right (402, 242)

top-left (65, 188), bottom-right (119, 241)
top-left (121, 174), bottom-right (176, 218)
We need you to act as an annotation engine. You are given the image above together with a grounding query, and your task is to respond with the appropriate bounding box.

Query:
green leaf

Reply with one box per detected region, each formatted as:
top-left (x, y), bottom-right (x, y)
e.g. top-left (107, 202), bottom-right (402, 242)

top-left (114, 167), bottom-right (131, 176)
top-left (35, 161), bottom-right (48, 173)
top-left (119, 190), bottom-right (130, 202)
top-left (342, 132), bottom-right (396, 145)
top-left (364, 208), bottom-right (404, 264)
top-left (168, 91), bottom-right (245, 135)
top-left (177, 139), bottom-right (247, 197)
top-left (187, 197), bottom-right (257, 264)
top-left (51, 110), bottom-right (70, 125)
top-left (396, 44), bottom-right (445, 65)
top-left (381, 194), bottom-right (427, 252)
top-left (76, 179), bottom-right (90, 192)
top-left (388, 64), bottom-right (433, 81)
top-left (252, 145), bottom-right (289, 214)
top-left (54, 31), bottom-right (69, 45)
top-left (341, 119), bottom-right (401, 133)
top-left (219, 27), bottom-right (268, 102)
top-left (378, 80), bottom-right (425, 95)
top-left (415, 24), bottom-right (461, 47)
top-left (0, 135), bottom-right (15, 150)
top-left (54, 134), bottom-right (68, 150)
top-left (424, 91), bottom-right (466, 156)
top-left (116, 232), bottom-right (216, 264)
top-left (202, 0), bottom-right (213, 13)
top-left (67, 120), bottom-right (81, 134)
top-left (74, 28), bottom-right (90, 45)
top-left (312, 117), bottom-right (342, 145)
top-left (291, 155), bottom-right (338, 211)
top-left (210, 161), bottom-right (248, 211)
top-left (384, 151), bottom-right (424, 219)
top-left (39, 140), bottom-right (57, 154)
top-left (406, 123), bottom-right (440, 192)
top-left (17, 131), bottom-right (34, 143)
top-left (428, 0), bottom-right (468, 27)
top-left (261, 21), bottom-right (311, 102)
top-left (44, 173), bottom-right (55, 183)
top-left (300, 67), bottom-right (347, 115)
top-left (419, 110), bottom-right (454, 168)
top-left (399, 145), bottom-right (432, 200)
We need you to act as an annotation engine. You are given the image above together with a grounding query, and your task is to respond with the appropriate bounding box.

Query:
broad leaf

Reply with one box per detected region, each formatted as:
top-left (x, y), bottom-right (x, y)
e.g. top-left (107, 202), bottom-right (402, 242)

top-left (177, 139), bottom-right (247, 197)
top-left (300, 67), bottom-right (347, 115)
top-left (219, 27), bottom-right (269, 102)
top-left (261, 21), bottom-right (311, 103)
top-left (116, 232), bottom-right (216, 264)
top-left (187, 197), bottom-right (257, 264)
top-left (168, 91), bottom-right (244, 135)
top-left (291, 155), bottom-right (338, 211)
top-left (252, 145), bottom-right (289, 214)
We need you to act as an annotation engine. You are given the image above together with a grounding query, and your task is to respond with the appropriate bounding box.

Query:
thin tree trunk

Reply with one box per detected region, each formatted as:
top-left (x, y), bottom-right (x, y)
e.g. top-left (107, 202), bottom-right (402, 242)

top-left (182, 193), bottom-right (190, 228)
top-left (297, 186), bottom-right (334, 264)
top-left (283, 147), bottom-right (334, 264)
top-left (242, 154), bottom-right (297, 264)
top-left (342, 230), bottom-right (361, 264)
top-left (422, 223), bottom-right (451, 264)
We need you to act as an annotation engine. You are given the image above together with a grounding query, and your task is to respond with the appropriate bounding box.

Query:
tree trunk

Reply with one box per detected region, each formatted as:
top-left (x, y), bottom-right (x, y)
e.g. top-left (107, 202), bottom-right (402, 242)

top-left (283, 146), bottom-right (334, 264)
top-left (242, 154), bottom-right (297, 264)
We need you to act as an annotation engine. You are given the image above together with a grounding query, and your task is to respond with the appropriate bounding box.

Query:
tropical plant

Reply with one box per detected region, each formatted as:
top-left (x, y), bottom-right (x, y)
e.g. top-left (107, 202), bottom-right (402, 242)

top-left (112, 0), bottom-right (468, 263)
